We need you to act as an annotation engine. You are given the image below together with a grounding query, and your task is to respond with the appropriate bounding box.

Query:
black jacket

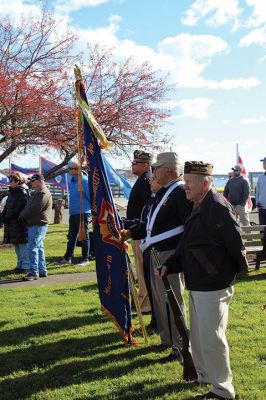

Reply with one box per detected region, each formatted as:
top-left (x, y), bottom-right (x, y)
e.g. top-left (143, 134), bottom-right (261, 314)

top-left (126, 171), bottom-right (151, 220)
top-left (130, 181), bottom-right (191, 251)
top-left (165, 190), bottom-right (247, 291)
top-left (3, 185), bottom-right (29, 244)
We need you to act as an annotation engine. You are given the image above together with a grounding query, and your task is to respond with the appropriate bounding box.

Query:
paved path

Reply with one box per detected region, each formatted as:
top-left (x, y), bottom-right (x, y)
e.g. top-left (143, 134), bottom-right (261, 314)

top-left (0, 271), bottom-right (97, 289)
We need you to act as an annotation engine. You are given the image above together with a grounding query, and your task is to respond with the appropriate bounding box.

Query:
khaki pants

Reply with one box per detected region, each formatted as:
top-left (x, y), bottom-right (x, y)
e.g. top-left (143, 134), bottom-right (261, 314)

top-left (189, 287), bottom-right (235, 399)
top-left (131, 239), bottom-right (151, 312)
top-left (150, 249), bottom-right (186, 348)
top-left (234, 204), bottom-right (250, 226)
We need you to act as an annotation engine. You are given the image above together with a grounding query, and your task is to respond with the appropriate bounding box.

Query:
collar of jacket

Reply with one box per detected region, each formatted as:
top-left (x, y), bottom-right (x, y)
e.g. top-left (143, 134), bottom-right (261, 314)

top-left (187, 189), bottom-right (213, 221)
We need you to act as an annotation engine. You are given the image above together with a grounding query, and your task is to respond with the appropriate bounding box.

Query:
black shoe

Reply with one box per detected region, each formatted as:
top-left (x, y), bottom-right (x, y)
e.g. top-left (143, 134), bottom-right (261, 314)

top-left (58, 258), bottom-right (72, 265)
top-left (194, 392), bottom-right (234, 400)
top-left (39, 273), bottom-right (48, 278)
top-left (147, 319), bottom-right (157, 329)
top-left (14, 268), bottom-right (27, 274)
top-left (23, 273), bottom-right (39, 281)
top-left (159, 350), bottom-right (183, 364)
top-left (151, 343), bottom-right (169, 352)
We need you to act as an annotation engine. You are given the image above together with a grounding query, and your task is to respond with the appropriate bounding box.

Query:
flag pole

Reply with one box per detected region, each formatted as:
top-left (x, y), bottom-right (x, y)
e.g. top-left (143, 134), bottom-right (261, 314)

top-left (8, 155), bottom-right (11, 175)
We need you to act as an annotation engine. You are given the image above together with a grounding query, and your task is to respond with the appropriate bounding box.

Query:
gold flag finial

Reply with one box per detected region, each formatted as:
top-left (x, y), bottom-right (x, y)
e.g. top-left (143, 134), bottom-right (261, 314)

top-left (74, 64), bottom-right (83, 81)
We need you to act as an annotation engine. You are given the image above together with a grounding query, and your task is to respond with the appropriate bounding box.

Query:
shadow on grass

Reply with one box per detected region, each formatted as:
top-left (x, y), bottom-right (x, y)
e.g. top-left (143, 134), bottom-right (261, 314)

top-left (0, 313), bottom-right (102, 348)
top-left (236, 271), bottom-right (266, 283)
top-left (0, 269), bottom-right (17, 279)
top-left (46, 229), bottom-right (68, 235)
top-left (87, 380), bottom-right (197, 400)
top-left (0, 332), bottom-right (197, 400)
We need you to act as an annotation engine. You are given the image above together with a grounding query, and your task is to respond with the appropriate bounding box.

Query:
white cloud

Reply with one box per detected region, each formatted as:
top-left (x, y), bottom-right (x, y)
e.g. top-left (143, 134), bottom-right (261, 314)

top-left (223, 120), bottom-right (232, 124)
top-left (245, 0), bottom-right (266, 28)
top-left (202, 77), bottom-right (260, 90)
top-left (174, 97), bottom-right (213, 120)
top-left (0, 0), bottom-right (42, 20)
top-left (54, 0), bottom-right (113, 14)
top-left (160, 33), bottom-right (229, 60)
top-left (239, 27), bottom-right (266, 47)
top-left (194, 138), bottom-right (206, 143)
top-left (240, 116), bottom-right (266, 124)
top-left (0, 1), bottom-right (261, 95)
top-left (181, 0), bottom-right (243, 30)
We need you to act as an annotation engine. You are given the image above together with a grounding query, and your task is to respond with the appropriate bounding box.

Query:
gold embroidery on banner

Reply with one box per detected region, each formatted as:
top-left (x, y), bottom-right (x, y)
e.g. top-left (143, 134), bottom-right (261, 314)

top-left (98, 199), bottom-right (123, 250)
top-left (104, 255), bottom-right (113, 295)
top-left (91, 168), bottom-right (100, 225)
top-left (87, 143), bottom-right (94, 155)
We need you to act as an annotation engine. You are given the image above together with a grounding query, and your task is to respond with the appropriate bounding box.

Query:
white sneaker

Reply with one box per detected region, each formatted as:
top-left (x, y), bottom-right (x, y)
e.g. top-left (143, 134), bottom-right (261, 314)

top-left (77, 260), bottom-right (88, 267)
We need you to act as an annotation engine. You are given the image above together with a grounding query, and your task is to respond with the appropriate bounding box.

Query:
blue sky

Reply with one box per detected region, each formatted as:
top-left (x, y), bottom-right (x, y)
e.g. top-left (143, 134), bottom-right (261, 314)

top-left (1, 0), bottom-right (266, 174)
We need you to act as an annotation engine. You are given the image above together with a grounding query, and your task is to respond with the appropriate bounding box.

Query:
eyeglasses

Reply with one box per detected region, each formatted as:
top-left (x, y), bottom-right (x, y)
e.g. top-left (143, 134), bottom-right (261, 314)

top-left (153, 165), bottom-right (168, 171)
top-left (131, 161), bottom-right (147, 166)
top-left (9, 177), bottom-right (18, 183)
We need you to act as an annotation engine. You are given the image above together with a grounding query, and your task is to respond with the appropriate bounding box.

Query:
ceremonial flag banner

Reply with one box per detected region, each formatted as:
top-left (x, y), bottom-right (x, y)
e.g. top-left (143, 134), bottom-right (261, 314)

top-left (11, 163), bottom-right (38, 176)
top-left (40, 157), bottom-right (67, 190)
top-left (74, 67), bottom-right (136, 345)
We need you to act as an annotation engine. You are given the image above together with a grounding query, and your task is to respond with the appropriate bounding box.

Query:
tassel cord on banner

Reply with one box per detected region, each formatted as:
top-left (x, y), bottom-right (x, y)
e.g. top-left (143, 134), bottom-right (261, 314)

top-left (75, 105), bottom-right (87, 241)
top-left (127, 256), bottom-right (148, 344)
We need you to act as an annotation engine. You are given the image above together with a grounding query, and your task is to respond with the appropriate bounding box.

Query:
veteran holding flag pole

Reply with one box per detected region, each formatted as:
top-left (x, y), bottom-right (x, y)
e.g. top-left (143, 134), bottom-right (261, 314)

top-left (157, 161), bottom-right (248, 400)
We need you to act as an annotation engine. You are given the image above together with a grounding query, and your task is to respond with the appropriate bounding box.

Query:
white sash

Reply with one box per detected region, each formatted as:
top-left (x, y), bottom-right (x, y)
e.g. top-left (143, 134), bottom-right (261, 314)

top-left (140, 181), bottom-right (184, 252)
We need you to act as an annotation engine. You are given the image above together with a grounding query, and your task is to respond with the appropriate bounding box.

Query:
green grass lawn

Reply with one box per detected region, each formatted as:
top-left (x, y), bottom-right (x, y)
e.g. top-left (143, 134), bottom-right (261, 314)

top-left (0, 225), bottom-right (96, 279)
top-left (0, 224), bottom-right (134, 279)
top-left (0, 271), bottom-right (265, 400)
top-left (0, 225), bottom-right (265, 399)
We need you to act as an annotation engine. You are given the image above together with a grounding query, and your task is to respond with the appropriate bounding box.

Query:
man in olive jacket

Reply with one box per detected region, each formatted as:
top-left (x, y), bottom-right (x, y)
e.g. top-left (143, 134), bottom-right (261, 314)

top-left (20, 174), bottom-right (52, 281)
top-left (158, 161), bottom-right (248, 400)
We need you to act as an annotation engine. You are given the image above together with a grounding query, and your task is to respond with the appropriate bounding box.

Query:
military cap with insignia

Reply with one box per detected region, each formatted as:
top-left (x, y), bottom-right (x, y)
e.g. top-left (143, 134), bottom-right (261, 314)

top-left (184, 161), bottom-right (213, 176)
top-left (133, 149), bottom-right (153, 164)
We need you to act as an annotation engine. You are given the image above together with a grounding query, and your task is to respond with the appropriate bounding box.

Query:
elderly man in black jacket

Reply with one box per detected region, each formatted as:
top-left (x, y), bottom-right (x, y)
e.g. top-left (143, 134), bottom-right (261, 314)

top-left (158, 161), bottom-right (248, 400)
top-left (127, 152), bottom-right (191, 363)
top-left (126, 149), bottom-right (153, 313)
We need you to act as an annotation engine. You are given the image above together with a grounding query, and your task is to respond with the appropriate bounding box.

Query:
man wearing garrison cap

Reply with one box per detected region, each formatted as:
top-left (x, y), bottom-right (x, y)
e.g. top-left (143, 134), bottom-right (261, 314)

top-left (126, 149), bottom-right (153, 313)
top-left (129, 151), bottom-right (191, 363)
top-left (158, 161), bottom-right (248, 399)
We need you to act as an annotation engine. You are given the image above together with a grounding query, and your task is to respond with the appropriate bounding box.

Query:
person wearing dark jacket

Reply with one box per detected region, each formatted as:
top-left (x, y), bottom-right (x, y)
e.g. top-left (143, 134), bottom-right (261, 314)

top-left (126, 149), bottom-right (153, 313)
top-left (20, 174), bottom-right (52, 281)
top-left (122, 177), bottom-right (163, 332)
top-left (2, 172), bottom-right (30, 273)
top-left (127, 152), bottom-right (191, 364)
top-left (158, 161), bottom-right (248, 400)
top-left (223, 164), bottom-right (250, 226)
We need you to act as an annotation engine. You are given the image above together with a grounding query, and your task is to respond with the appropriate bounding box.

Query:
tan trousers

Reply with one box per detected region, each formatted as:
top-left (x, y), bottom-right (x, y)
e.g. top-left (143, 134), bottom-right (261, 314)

top-left (234, 204), bottom-right (250, 226)
top-left (189, 287), bottom-right (235, 399)
top-left (150, 249), bottom-right (186, 348)
top-left (131, 239), bottom-right (151, 312)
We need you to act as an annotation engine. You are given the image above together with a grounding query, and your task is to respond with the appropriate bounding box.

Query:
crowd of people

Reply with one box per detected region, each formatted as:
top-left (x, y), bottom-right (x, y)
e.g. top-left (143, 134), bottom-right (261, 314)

top-left (1, 151), bottom-right (266, 400)
top-left (1, 162), bottom-right (92, 280)
top-left (121, 150), bottom-right (266, 400)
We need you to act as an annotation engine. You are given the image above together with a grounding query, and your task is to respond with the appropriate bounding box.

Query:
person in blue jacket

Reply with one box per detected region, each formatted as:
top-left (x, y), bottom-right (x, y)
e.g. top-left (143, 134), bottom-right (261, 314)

top-left (59, 161), bottom-right (91, 266)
